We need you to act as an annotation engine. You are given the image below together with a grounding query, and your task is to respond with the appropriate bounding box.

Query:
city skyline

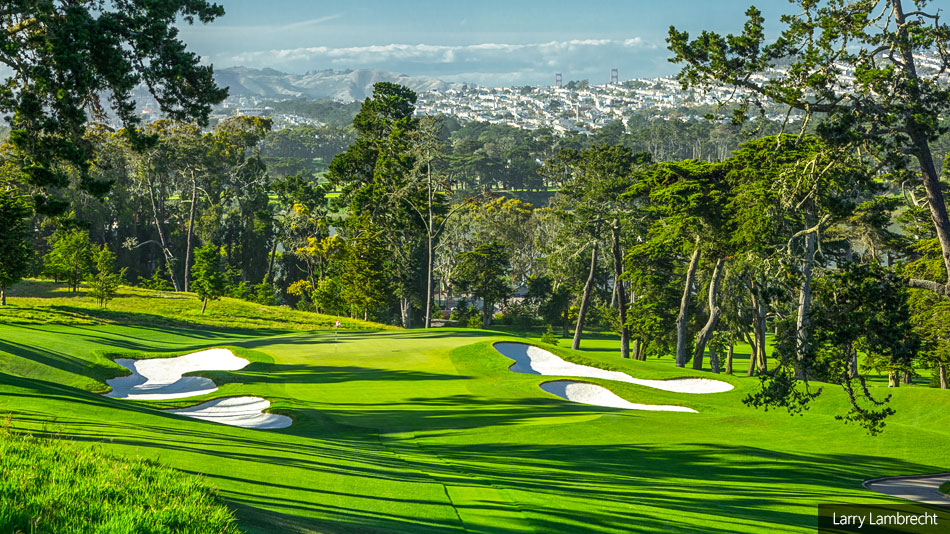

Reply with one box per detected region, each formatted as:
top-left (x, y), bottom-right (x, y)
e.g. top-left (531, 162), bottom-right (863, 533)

top-left (180, 1), bottom-right (797, 86)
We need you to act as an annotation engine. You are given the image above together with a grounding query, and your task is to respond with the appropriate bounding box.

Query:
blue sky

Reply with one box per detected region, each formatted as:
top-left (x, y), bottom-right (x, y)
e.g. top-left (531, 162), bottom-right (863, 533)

top-left (178, 1), bottom-right (796, 86)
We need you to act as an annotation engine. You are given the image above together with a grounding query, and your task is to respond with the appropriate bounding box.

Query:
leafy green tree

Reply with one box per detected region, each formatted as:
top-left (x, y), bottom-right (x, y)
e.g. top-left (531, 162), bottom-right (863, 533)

top-left (88, 245), bottom-right (127, 308)
top-left (2, 0), bottom-right (227, 216)
top-left (329, 83), bottom-right (421, 327)
top-left (747, 262), bottom-right (919, 434)
top-left (668, 0), bottom-right (950, 298)
top-left (192, 243), bottom-right (226, 314)
top-left (726, 136), bottom-right (877, 378)
top-left (635, 160), bottom-right (727, 367)
top-left (549, 146), bottom-right (651, 355)
top-left (452, 242), bottom-right (512, 328)
top-left (0, 187), bottom-right (32, 305)
top-left (45, 229), bottom-right (93, 293)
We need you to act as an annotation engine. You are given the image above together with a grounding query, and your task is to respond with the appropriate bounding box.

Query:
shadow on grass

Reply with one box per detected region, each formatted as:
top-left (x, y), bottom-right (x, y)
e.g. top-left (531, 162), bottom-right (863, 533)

top-left (2, 369), bottom-right (941, 533)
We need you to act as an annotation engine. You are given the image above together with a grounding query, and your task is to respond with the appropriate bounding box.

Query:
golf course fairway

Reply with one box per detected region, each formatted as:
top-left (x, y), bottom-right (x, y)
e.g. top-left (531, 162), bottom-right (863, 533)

top-left (1, 289), bottom-right (948, 533)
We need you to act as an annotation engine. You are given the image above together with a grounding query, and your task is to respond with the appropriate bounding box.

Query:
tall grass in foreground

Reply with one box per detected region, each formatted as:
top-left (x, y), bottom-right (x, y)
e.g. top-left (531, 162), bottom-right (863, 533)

top-left (0, 421), bottom-right (241, 534)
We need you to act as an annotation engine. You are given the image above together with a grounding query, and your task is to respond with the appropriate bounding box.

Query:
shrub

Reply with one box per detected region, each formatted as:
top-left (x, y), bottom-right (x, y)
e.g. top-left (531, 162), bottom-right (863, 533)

top-left (540, 325), bottom-right (560, 346)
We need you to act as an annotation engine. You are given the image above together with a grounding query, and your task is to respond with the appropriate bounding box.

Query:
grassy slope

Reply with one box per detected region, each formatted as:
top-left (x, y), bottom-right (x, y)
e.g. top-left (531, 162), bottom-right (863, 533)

top-left (0, 425), bottom-right (241, 534)
top-left (1, 281), bottom-right (948, 533)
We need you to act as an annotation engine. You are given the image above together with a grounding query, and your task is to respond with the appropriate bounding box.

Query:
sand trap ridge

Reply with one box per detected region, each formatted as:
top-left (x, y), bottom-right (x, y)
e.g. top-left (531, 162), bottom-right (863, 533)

top-left (164, 396), bottom-right (292, 429)
top-left (106, 348), bottom-right (250, 400)
top-left (494, 342), bottom-right (733, 394)
top-left (541, 380), bottom-right (697, 412)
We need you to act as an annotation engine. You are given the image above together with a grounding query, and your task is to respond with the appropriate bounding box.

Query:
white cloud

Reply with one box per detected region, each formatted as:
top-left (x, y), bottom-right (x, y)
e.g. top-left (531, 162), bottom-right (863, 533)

top-left (217, 38), bottom-right (658, 85)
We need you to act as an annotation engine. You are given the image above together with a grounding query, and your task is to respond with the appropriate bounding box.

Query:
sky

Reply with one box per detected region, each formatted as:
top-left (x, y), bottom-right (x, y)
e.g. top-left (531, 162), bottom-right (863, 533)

top-left (178, 1), bottom-right (797, 86)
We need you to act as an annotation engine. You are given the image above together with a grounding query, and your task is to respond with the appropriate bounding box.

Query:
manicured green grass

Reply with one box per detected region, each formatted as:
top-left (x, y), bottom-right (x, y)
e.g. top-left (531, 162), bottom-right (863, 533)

top-left (0, 423), bottom-right (240, 534)
top-left (1, 280), bottom-right (948, 533)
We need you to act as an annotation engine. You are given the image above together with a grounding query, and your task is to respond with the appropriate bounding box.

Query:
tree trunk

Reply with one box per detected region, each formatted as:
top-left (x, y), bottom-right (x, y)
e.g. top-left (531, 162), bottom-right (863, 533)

top-left (848, 345), bottom-right (858, 379)
top-left (676, 243), bottom-right (701, 367)
top-left (146, 180), bottom-right (180, 292)
top-left (888, 370), bottom-right (899, 387)
top-left (0, 283), bottom-right (5, 306)
top-left (725, 339), bottom-right (734, 375)
top-left (750, 281), bottom-right (768, 373)
top-left (400, 297), bottom-right (412, 329)
top-left (693, 257), bottom-right (726, 370)
top-left (264, 237), bottom-right (278, 284)
top-left (201, 296), bottom-right (208, 314)
top-left (744, 331), bottom-right (757, 376)
top-left (184, 173), bottom-right (198, 293)
top-left (940, 364), bottom-right (947, 390)
top-left (632, 339), bottom-right (641, 361)
top-left (562, 308), bottom-right (570, 338)
top-left (894, 2), bottom-right (950, 294)
top-left (709, 344), bottom-right (720, 374)
top-left (611, 221), bottom-right (630, 359)
top-left (425, 234), bottom-right (434, 328)
top-left (795, 220), bottom-right (817, 379)
top-left (572, 243), bottom-right (598, 350)
top-left (482, 300), bottom-right (492, 329)
top-left (901, 370), bottom-right (912, 385)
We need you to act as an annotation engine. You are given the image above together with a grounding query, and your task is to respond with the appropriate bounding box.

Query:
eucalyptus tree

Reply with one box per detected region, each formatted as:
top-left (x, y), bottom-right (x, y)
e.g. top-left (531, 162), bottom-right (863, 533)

top-left (668, 0), bottom-right (950, 299)
top-left (401, 116), bottom-right (467, 328)
top-left (1, 0), bottom-right (226, 216)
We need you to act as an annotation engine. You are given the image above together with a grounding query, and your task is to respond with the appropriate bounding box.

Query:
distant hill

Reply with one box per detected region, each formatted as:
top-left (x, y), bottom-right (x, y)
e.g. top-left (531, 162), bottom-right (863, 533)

top-left (214, 67), bottom-right (464, 102)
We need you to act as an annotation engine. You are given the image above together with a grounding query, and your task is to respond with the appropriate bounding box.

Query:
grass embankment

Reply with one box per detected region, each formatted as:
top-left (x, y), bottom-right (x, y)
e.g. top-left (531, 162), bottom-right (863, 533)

top-left (0, 423), bottom-right (240, 534)
top-left (2, 279), bottom-right (387, 332)
top-left (1, 279), bottom-right (948, 533)
top-left (941, 481), bottom-right (950, 495)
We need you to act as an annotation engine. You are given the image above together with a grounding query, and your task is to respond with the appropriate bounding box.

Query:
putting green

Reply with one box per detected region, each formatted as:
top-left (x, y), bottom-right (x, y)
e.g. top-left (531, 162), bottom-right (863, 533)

top-left (1, 307), bottom-right (949, 532)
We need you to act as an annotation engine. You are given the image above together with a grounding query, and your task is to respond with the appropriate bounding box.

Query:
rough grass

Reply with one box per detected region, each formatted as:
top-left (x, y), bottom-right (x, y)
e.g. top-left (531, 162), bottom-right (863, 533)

top-left (2, 279), bottom-right (389, 332)
top-left (941, 481), bottom-right (950, 495)
top-left (0, 421), bottom-right (241, 534)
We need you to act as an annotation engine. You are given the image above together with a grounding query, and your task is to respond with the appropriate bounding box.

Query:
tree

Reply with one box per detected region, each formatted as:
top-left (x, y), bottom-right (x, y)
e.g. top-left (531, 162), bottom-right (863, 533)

top-left (452, 242), bottom-right (511, 328)
top-left (45, 228), bottom-right (93, 293)
top-left (1, 0), bottom-right (227, 216)
top-left (747, 262), bottom-right (919, 434)
top-left (88, 245), bottom-right (126, 308)
top-left (668, 0), bottom-right (950, 299)
top-left (329, 82), bottom-right (421, 327)
top-left (401, 116), bottom-right (466, 328)
top-left (635, 160), bottom-right (727, 366)
top-left (0, 186), bottom-right (32, 305)
top-left (191, 243), bottom-right (226, 314)
top-left (725, 135), bottom-right (876, 377)
top-left (550, 146), bottom-right (651, 355)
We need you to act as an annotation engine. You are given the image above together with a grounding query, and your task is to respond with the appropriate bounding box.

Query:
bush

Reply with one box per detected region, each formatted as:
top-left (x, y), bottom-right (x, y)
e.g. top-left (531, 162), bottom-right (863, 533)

top-left (500, 301), bottom-right (533, 331)
top-left (540, 325), bottom-right (560, 346)
top-left (466, 315), bottom-right (482, 329)
top-left (0, 424), bottom-right (241, 534)
top-left (138, 269), bottom-right (174, 291)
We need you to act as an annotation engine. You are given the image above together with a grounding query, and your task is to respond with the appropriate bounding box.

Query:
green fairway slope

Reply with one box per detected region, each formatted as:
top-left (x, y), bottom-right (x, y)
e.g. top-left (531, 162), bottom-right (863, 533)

top-left (0, 283), bottom-right (948, 533)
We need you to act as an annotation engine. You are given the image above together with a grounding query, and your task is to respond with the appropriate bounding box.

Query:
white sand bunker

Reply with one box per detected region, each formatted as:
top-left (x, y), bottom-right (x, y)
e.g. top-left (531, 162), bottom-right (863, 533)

top-left (494, 343), bottom-right (733, 394)
top-left (541, 380), bottom-right (697, 412)
top-left (106, 348), bottom-right (250, 400)
top-left (165, 396), bottom-right (292, 429)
